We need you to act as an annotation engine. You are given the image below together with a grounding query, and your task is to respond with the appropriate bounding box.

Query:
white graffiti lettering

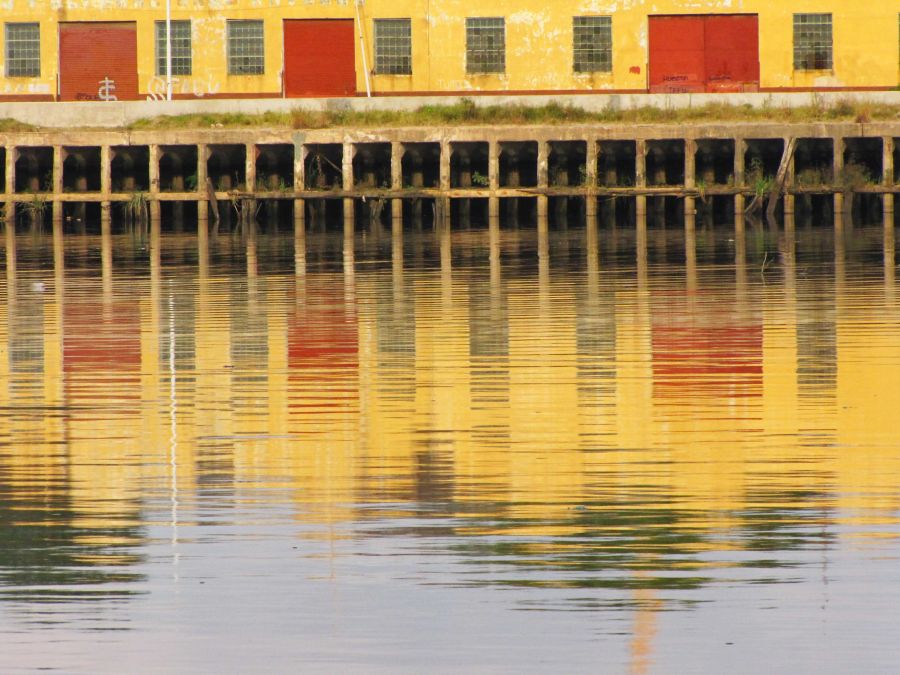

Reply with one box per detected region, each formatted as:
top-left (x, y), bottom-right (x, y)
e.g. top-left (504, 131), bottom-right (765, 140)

top-left (98, 77), bottom-right (118, 101)
top-left (145, 74), bottom-right (222, 101)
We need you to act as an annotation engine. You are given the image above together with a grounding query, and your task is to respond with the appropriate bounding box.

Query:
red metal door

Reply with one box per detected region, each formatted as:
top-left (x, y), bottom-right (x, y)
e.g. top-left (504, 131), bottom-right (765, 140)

top-left (59, 22), bottom-right (139, 101)
top-left (649, 16), bottom-right (707, 94)
top-left (704, 15), bottom-right (760, 92)
top-left (649, 15), bottom-right (759, 93)
top-left (284, 19), bottom-right (356, 97)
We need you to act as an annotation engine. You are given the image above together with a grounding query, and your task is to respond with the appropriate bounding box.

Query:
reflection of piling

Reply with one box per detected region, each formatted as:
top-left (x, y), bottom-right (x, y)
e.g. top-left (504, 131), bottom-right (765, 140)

top-left (885, 211), bottom-right (895, 304)
top-left (4, 211), bottom-right (15, 287)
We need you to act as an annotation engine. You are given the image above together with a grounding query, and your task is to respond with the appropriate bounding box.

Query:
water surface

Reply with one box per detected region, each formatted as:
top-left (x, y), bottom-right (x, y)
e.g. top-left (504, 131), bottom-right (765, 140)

top-left (1, 217), bottom-right (899, 673)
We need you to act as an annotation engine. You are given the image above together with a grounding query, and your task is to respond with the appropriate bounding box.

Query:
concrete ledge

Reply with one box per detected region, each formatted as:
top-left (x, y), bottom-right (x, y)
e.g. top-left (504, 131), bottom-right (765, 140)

top-left (2, 91), bottom-right (900, 129)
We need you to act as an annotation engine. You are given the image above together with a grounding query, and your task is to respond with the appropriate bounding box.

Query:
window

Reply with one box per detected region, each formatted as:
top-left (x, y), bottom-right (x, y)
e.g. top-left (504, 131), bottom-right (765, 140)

top-left (466, 18), bottom-right (505, 74)
top-left (5, 23), bottom-right (40, 77)
top-left (155, 20), bottom-right (192, 76)
top-left (374, 19), bottom-right (412, 75)
top-left (227, 20), bottom-right (264, 75)
top-left (573, 16), bottom-right (612, 73)
top-left (793, 13), bottom-right (832, 70)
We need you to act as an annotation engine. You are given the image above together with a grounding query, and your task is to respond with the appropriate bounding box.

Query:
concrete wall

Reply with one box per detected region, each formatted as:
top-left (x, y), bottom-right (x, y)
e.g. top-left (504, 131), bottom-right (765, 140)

top-left (1, 91), bottom-right (900, 129)
top-left (0, 1), bottom-right (898, 100)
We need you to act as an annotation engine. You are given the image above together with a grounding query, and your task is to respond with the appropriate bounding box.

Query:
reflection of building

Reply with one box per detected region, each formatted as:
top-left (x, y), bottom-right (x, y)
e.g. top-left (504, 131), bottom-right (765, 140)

top-left (2, 230), bottom-right (900, 637)
top-left (651, 295), bottom-right (763, 400)
top-left (1, 3), bottom-right (898, 101)
top-left (0, 269), bottom-right (147, 603)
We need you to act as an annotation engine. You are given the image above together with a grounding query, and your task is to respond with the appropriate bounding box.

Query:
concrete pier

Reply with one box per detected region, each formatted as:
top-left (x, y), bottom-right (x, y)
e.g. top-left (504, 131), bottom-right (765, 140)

top-left (0, 121), bottom-right (896, 233)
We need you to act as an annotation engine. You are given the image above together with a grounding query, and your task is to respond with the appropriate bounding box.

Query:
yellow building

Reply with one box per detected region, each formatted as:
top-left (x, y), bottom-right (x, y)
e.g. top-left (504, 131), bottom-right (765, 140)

top-left (0, 2), bottom-right (898, 102)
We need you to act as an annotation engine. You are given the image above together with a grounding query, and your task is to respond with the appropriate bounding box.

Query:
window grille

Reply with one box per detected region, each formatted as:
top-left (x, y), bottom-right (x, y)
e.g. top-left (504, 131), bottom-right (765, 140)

top-left (374, 19), bottom-right (412, 75)
top-left (573, 16), bottom-right (612, 73)
top-left (793, 13), bottom-right (832, 70)
top-left (227, 20), bottom-right (264, 75)
top-left (5, 23), bottom-right (40, 77)
top-left (466, 17), bottom-right (505, 74)
top-left (155, 20), bottom-right (192, 76)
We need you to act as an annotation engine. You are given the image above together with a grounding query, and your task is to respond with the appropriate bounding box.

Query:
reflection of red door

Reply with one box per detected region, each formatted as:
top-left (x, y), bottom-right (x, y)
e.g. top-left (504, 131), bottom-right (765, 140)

top-left (64, 299), bottom-right (142, 404)
top-left (283, 19), bottom-right (356, 97)
top-left (649, 15), bottom-right (759, 93)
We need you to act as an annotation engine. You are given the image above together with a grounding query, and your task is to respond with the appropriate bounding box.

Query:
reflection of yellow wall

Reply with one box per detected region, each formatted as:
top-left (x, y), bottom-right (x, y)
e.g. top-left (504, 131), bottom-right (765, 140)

top-left (506, 279), bottom-right (583, 529)
top-left (3, 241), bottom-right (900, 552)
top-left (835, 296), bottom-right (900, 519)
top-left (1, 1), bottom-right (898, 98)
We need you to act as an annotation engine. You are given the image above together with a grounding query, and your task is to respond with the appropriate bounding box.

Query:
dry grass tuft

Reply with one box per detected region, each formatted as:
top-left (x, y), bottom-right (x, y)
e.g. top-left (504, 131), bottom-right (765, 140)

top-left (44, 97), bottom-right (900, 131)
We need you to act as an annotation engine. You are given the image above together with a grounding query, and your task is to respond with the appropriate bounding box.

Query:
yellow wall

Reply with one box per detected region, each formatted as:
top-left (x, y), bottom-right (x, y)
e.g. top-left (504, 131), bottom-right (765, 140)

top-left (0, 2), bottom-right (898, 99)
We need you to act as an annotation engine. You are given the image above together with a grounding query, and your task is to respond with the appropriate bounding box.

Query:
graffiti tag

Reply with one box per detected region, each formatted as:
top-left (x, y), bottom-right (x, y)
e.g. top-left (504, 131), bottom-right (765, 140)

top-left (145, 74), bottom-right (221, 101)
top-left (98, 76), bottom-right (118, 101)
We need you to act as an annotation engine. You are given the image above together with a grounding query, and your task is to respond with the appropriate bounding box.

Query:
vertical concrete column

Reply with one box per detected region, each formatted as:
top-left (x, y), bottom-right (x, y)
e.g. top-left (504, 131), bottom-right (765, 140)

top-left (734, 138), bottom-right (746, 214)
top-left (196, 143), bottom-right (208, 221)
top-left (391, 141), bottom-right (403, 222)
top-left (100, 145), bottom-right (111, 197)
top-left (100, 145), bottom-right (113, 230)
top-left (439, 140), bottom-right (451, 190)
top-left (244, 144), bottom-right (257, 228)
top-left (683, 139), bottom-right (696, 217)
top-left (488, 140), bottom-right (500, 220)
top-left (438, 140), bottom-right (451, 224)
top-left (147, 144), bottom-right (160, 224)
top-left (342, 141), bottom-right (355, 233)
top-left (246, 144), bottom-right (256, 192)
top-left (537, 140), bottom-right (549, 222)
top-left (52, 146), bottom-right (63, 226)
top-left (148, 145), bottom-right (160, 194)
top-left (537, 141), bottom-right (550, 187)
top-left (782, 136), bottom-right (796, 215)
top-left (635, 139), bottom-right (647, 216)
top-left (833, 136), bottom-right (845, 217)
top-left (883, 136), bottom-right (894, 186)
top-left (294, 143), bottom-right (306, 228)
top-left (4, 146), bottom-right (13, 194)
top-left (4, 147), bottom-right (15, 226)
top-left (585, 139), bottom-right (598, 218)
top-left (684, 139), bottom-right (696, 189)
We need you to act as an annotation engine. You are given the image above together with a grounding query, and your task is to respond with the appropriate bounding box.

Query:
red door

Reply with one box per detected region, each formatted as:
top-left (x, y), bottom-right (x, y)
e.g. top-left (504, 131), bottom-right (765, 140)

top-left (649, 15), bottom-right (759, 93)
top-left (59, 22), bottom-right (139, 101)
top-left (284, 19), bottom-right (356, 97)
top-left (649, 16), bottom-right (707, 93)
top-left (704, 16), bottom-right (760, 92)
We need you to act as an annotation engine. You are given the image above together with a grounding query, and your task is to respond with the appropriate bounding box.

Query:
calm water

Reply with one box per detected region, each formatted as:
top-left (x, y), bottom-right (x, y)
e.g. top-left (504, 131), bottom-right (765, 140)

top-left (1, 216), bottom-right (899, 673)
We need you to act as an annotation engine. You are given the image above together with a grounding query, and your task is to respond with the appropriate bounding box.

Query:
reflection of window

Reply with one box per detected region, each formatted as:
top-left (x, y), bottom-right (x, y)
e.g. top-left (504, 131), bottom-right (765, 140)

top-left (227, 20), bottom-right (264, 75)
top-left (793, 13), bottom-right (832, 70)
top-left (573, 16), bottom-right (612, 73)
top-left (155, 20), bottom-right (192, 76)
top-left (5, 23), bottom-right (40, 77)
top-left (374, 19), bottom-right (412, 75)
top-left (466, 17), bottom-right (505, 74)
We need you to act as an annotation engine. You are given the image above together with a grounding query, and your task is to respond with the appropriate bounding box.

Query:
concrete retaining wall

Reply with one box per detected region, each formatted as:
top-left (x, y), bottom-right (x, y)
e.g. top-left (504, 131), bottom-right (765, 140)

top-left (2, 91), bottom-right (900, 130)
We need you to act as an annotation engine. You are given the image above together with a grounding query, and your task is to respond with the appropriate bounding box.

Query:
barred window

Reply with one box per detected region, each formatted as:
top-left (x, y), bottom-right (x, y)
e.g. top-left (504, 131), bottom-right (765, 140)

top-left (374, 19), bottom-right (411, 75)
top-left (155, 20), bottom-right (192, 76)
top-left (573, 16), bottom-right (611, 73)
top-left (227, 20), bottom-right (264, 75)
top-left (793, 13), bottom-right (832, 70)
top-left (5, 23), bottom-right (40, 78)
top-left (466, 17), bottom-right (505, 74)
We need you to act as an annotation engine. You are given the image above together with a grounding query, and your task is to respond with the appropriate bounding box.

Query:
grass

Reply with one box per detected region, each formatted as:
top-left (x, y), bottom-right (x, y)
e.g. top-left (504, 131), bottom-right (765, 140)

top-left (123, 97), bottom-right (900, 131)
top-left (0, 118), bottom-right (37, 132)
